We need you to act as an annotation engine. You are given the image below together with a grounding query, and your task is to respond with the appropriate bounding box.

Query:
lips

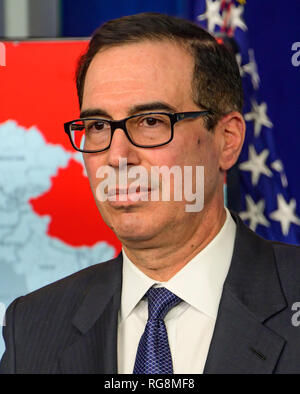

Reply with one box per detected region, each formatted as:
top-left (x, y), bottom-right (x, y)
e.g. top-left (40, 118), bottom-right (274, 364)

top-left (107, 185), bottom-right (151, 197)
top-left (105, 185), bottom-right (156, 205)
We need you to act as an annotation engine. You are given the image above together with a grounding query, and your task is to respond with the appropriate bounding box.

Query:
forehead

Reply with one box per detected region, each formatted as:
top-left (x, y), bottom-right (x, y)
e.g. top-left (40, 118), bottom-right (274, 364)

top-left (82, 40), bottom-right (195, 111)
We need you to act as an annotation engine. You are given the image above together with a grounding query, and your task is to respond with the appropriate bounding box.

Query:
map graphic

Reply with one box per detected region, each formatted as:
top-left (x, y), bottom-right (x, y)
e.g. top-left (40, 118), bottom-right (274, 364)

top-left (0, 41), bottom-right (121, 357)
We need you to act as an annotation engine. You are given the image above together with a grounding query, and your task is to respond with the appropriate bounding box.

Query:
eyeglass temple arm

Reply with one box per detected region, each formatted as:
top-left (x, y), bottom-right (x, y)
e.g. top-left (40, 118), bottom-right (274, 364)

top-left (70, 124), bottom-right (85, 131)
top-left (175, 111), bottom-right (212, 122)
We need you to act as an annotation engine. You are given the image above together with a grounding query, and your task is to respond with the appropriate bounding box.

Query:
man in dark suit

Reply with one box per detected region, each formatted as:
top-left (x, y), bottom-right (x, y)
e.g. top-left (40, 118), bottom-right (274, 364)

top-left (1, 13), bottom-right (300, 374)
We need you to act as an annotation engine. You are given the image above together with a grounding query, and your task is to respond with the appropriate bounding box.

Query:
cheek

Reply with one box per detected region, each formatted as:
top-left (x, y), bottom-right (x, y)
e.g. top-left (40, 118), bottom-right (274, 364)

top-left (184, 135), bottom-right (221, 190)
top-left (83, 154), bottom-right (104, 189)
top-left (176, 130), bottom-right (207, 164)
top-left (146, 139), bottom-right (193, 167)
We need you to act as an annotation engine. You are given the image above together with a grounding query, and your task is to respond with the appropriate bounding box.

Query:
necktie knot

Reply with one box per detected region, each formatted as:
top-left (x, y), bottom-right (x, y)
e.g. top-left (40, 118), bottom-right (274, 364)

top-left (146, 287), bottom-right (182, 320)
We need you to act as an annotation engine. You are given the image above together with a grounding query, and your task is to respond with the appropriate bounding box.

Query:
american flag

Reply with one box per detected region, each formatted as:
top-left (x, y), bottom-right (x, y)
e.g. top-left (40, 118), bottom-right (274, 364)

top-left (193, 0), bottom-right (300, 244)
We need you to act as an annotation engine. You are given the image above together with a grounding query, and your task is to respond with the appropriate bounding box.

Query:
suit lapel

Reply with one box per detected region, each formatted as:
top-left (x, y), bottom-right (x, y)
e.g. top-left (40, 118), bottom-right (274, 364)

top-left (203, 287), bottom-right (286, 373)
top-left (59, 254), bottom-right (122, 374)
top-left (204, 212), bottom-right (287, 374)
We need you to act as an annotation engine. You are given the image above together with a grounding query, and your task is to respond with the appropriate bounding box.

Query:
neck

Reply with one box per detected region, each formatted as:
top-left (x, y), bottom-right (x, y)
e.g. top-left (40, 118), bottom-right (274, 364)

top-left (122, 205), bottom-right (227, 282)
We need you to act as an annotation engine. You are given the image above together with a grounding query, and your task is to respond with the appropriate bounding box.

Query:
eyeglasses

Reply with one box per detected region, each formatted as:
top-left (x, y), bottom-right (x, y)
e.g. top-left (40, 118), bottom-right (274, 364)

top-left (64, 110), bottom-right (212, 153)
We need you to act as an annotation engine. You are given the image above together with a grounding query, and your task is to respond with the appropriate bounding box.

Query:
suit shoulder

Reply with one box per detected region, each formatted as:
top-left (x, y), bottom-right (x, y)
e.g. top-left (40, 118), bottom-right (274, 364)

top-left (271, 241), bottom-right (300, 300)
top-left (14, 256), bottom-right (121, 316)
top-left (272, 240), bottom-right (300, 261)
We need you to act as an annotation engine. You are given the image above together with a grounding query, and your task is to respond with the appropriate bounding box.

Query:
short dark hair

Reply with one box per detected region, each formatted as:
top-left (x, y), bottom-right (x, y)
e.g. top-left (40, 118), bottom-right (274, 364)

top-left (76, 12), bottom-right (243, 130)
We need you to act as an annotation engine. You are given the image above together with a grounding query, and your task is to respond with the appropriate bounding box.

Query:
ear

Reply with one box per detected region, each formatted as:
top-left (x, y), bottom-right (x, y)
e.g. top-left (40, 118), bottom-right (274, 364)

top-left (216, 111), bottom-right (245, 171)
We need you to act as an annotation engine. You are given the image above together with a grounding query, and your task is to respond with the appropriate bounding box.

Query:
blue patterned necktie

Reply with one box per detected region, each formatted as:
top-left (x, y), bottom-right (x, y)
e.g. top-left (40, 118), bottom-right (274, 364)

top-left (133, 287), bottom-right (182, 374)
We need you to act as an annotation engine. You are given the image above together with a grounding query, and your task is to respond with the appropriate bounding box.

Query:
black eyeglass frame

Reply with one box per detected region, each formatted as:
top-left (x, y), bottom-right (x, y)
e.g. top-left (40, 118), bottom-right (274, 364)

top-left (64, 110), bottom-right (213, 153)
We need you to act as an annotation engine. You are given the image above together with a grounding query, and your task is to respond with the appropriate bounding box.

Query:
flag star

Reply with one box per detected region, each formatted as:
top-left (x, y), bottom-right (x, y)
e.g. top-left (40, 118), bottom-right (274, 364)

top-left (270, 159), bottom-right (283, 173)
top-left (271, 160), bottom-right (288, 188)
top-left (269, 194), bottom-right (300, 236)
top-left (197, 0), bottom-right (222, 32)
top-left (236, 54), bottom-right (245, 77)
top-left (228, 4), bottom-right (247, 32)
top-left (244, 100), bottom-right (273, 137)
top-left (239, 195), bottom-right (270, 231)
top-left (239, 145), bottom-right (273, 186)
top-left (243, 49), bottom-right (260, 89)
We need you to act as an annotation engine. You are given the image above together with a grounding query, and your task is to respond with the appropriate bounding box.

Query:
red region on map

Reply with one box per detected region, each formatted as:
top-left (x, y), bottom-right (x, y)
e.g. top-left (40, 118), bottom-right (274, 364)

top-left (1, 41), bottom-right (86, 150)
top-left (29, 159), bottom-right (121, 254)
top-left (0, 41), bottom-right (121, 255)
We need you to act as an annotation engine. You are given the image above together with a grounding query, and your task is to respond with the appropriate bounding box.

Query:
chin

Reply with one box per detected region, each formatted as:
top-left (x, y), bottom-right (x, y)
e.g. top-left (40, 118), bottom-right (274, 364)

top-left (116, 232), bottom-right (156, 246)
top-left (99, 205), bottom-right (164, 241)
top-left (111, 220), bottom-right (157, 243)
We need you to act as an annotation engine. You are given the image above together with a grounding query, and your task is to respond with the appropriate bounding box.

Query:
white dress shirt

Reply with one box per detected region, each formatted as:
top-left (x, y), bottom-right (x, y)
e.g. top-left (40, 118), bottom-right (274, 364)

top-left (117, 207), bottom-right (236, 374)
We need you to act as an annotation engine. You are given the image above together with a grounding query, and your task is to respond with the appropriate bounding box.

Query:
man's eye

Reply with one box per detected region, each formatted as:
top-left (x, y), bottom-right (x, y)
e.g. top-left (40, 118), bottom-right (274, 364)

top-left (87, 121), bottom-right (106, 131)
top-left (142, 117), bottom-right (161, 127)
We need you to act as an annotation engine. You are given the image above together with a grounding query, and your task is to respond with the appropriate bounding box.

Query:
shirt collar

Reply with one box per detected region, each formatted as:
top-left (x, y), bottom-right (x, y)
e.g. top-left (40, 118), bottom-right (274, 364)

top-left (120, 207), bottom-right (236, 321)
top-left (120, 250), bottom-right (157, 322)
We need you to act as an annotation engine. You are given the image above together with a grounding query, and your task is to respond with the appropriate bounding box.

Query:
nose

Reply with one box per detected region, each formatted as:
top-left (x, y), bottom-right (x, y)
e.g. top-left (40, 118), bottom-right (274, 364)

top-left (106, 127), bottom-right (140, 168)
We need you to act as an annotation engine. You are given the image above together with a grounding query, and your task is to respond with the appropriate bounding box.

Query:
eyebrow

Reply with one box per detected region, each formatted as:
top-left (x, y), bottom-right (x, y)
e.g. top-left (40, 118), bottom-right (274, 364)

top-left (128, 102), bottom-right (177, 115)
top-left (79, 102), bottom-right (178, 119)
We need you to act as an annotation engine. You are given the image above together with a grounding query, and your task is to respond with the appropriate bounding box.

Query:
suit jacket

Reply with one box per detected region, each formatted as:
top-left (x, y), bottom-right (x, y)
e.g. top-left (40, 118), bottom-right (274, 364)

top-left (1, 211), bottom-right (300, 374)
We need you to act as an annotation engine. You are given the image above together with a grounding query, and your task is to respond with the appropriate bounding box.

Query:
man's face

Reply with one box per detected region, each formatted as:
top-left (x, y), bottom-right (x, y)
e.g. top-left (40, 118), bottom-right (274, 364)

top-left (82, 40), bottom-right (224, 249)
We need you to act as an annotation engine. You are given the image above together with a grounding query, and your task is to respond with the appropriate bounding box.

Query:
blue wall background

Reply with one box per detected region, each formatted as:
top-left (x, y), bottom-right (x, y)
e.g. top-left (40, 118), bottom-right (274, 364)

top-left (61, 0), bottom-right (300, 212)
top-left (61, 0), bottom-right (192, 36)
